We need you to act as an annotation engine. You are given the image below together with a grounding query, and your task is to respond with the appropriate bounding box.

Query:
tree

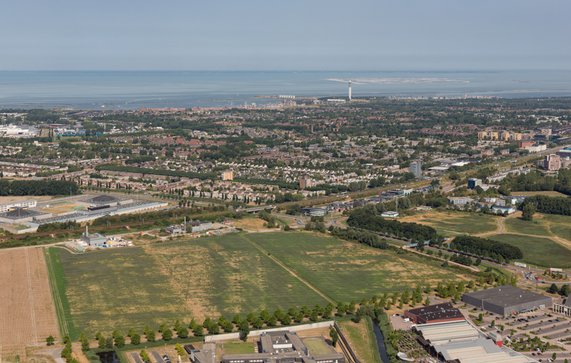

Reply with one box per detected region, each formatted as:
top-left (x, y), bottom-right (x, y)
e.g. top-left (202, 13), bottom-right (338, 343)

top-left (424, 296), bottom-right (431, 306)
top-left (145, 327), bottom-right (156, 342)
top-left (560, 284), bottom-right (570, 297)
top-left (46, 335), bottom-right (55, 346)
top-left (140, 350), bottom-right (151, 363)
top-left (131, 333), bottom-right (141, 345)
top-left (329, 327), bottom-right (339, 347)
top-left (98, 335), bottom-right (106, 349)
top-left (113, 331), bottom-right (125, 348)
top-left (238, 321), bottom-right (250, 342)
top-left (162, 328), bottom-right (173, 341)
top-left (522, 203), bottom-right (536, 221)
top-left (80, 333), bottom-right (90, 351)
top-left (547, 283), bottom-right (559, 294)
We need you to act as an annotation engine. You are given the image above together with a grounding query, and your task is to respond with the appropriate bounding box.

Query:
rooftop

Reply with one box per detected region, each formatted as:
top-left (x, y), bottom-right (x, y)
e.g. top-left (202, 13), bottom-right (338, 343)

top-left (463, 285), bottom-right (551, 308)
top-left (406, 302), bottom-right (464, 322)
top-left (0, 207), bottom-right (42, 219)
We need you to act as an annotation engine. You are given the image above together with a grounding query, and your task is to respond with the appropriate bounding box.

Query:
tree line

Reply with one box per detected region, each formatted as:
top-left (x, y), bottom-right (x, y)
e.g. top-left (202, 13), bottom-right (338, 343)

top-left (499, 170), bottom-right (571, 196)
top-left (347, 207), bottom-right (439, 243)
top-left (521, 195), bottom-right (571, 216)
top-left (449, 235), bottom-right (523, 262)
top-left (329, 226), bottom-right (389, 249)
top-left (0, 180), bottom-right (80, 196)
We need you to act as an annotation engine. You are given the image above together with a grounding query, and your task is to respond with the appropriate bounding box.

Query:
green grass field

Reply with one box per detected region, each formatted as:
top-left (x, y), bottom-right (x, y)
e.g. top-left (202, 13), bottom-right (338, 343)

top-left (245, 232), bottom-right (467, 302)
top-left (542, 214), bottom-right (571, 241)
top-left (402, 211), bottom-right (498, 237)
top-left (47, 246), bottom-right (187, 339)
top-left (489, 234), bottom-right (571, 268)
top-left (47, 231), bottom-right (471, 336)
top-left (338, 318), bottom-right (382, 363)
top-left (505, 218), bottom-right (550, 236)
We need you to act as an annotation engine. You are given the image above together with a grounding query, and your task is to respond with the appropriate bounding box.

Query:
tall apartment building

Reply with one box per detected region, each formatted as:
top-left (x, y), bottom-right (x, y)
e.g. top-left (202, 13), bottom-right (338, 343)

top-left (543, 154), bottom-right (561, 171)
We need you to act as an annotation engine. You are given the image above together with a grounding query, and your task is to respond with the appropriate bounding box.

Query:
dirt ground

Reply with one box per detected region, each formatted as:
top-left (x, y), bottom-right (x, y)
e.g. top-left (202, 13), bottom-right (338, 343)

top-left (0, 196), bottom-right (54, 205)
top-left (0, 247), bottom-right (59, 358)
top-left (232, 218), bottom-right (272, 232)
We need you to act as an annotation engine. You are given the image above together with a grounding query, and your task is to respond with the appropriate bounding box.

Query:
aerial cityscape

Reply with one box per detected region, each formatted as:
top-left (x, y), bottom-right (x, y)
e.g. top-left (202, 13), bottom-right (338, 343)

top-left (1, 1), bottom-right (571, 363)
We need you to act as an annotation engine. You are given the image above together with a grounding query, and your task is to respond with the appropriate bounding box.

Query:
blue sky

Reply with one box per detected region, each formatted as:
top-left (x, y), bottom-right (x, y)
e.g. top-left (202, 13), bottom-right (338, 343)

top-left (1, 0), bottom-right (569, 70)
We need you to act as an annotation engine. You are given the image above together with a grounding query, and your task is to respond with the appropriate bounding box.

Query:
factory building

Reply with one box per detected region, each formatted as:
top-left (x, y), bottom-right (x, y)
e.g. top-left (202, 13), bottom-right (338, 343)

top-left (404, 303), bottom-right (465, 324)
top-left (462, 286), bottom-right (552, 317)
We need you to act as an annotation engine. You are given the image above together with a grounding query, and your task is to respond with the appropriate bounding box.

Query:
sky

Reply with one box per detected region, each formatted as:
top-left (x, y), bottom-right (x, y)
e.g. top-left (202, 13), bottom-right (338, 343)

top-left (1, 0), bottom-right (570, 71)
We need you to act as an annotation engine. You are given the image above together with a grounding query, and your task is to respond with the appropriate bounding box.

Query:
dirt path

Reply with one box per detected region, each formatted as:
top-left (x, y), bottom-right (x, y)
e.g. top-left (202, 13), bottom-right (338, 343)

top-left (476, 215), bottom-right (507, 237)
top-left (240, 234), bottom-right (336, 305)
top-left (475, 214), bottom-right (571, 250)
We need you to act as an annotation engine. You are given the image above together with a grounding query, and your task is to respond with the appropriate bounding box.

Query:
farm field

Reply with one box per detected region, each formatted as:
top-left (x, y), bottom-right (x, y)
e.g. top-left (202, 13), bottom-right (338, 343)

top-left (46, 246), bottom-right (187, 339)
top-left (46, 231), bottom-right (472, 336)
top-left (400, 210), bottom-right (498, 236)
top-left (246, 232), bottom-right (469, 302)
top-left (488, 234), bottom-right (571, 268)
top-left (0, 248), bottom-right (59, 358)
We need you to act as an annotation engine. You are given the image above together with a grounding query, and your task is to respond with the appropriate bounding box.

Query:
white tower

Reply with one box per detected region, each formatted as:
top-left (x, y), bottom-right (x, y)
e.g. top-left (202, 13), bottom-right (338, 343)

top-left (348, 80), bottom-right (352, 101)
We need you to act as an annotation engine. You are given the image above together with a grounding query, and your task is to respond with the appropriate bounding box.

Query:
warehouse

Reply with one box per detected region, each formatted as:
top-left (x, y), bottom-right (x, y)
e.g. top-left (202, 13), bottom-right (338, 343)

top-left (414, 321), bottom-right (537, 363)
top-left (404, 302), bottom-right (465, 324)
top-left (462, 286), bottom-right (552, 317)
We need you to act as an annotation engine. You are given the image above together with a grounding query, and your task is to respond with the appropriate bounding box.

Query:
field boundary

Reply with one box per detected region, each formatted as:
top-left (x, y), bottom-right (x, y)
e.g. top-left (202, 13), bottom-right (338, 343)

top-left (240, 234), bottom-right (336, 304)
top-left (44, 247), bottom-right (75, 339)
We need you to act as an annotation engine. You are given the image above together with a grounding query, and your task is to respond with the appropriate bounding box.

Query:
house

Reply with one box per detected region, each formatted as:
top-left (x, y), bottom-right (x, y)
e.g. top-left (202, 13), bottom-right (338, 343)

top-left (491, 205), bottom-right (517, 215)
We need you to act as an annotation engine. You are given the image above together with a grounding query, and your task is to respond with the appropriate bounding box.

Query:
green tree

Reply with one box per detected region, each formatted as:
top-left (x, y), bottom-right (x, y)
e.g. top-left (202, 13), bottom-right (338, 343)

top-left (162, 328), bottom-right (173, 341)
top-left (329, 327), bottom-right (339, 347)
top-left (79, 333), bottom-right (90, 351)
top-left (131, 333), bottom-right (141, 345)
top-left (547, 283), bottom-right (559, 294)
top-left (140, 350), bottom-right (151, 363)
top-left (46, 335), bottom-right (55, 346)
top-left (522, 203), bottom-right (536, 221)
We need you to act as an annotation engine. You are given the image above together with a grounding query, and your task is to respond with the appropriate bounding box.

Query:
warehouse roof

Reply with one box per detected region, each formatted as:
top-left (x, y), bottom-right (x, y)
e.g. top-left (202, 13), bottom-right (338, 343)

top-left (462, 285), bottom-right (551, 308)
top-left (416, 321), bottom-right (537, 363)
top-left (406, 302), bottom-right (464, 322)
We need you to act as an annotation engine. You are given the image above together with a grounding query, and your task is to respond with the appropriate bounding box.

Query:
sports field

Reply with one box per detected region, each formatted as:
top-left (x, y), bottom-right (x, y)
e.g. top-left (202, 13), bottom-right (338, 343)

top-left (47, 231), bottom-right (470, 336)
top-left (489, 234), bottom-right (571, 268)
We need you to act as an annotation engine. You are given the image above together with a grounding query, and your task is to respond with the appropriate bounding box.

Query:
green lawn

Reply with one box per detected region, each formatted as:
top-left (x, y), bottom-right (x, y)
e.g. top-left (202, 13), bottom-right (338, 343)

top-left (246, 232), bottom-right (467, 302)
top-left (505, 218), bottom-right (550, 236)
top-left (542, 214), bottom-right (571, 241)
top-left (303, 337), bottom-right (336, 356)
top-left (220, 341), bottom-right (255, 354)
top-left (489, 234), bottom-right (571, 268)
top-left (339, 318), bottom-right (382, 363)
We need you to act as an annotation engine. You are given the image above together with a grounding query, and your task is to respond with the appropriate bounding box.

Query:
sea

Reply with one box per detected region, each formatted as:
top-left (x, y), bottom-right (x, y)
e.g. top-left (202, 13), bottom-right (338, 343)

top-left (0, 70), bottom-right (570, 110)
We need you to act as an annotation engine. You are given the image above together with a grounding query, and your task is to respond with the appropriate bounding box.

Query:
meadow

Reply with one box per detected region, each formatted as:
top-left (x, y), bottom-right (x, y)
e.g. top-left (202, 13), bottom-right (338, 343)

top-left (400, 210), bottom-right (498, 236)
top-left (489, 234), bottom-right (571, 268)
top-left (47, 231), bottom-right (471, 336)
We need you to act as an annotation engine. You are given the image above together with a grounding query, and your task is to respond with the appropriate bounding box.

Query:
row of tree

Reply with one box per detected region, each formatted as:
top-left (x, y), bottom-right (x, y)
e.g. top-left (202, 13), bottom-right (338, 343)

top-left (347, 207), bottom-right (439, 242)
top-left (0, 180), bottom-right (80, 196)
top-left (450, 235), bottom-right (523, 261)
top-left (521, 195), bottom-right (571, 216)
top-left (499, 169), bottom-right (571, 196)
top-left (329, 227), bottom-right (389, 249)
